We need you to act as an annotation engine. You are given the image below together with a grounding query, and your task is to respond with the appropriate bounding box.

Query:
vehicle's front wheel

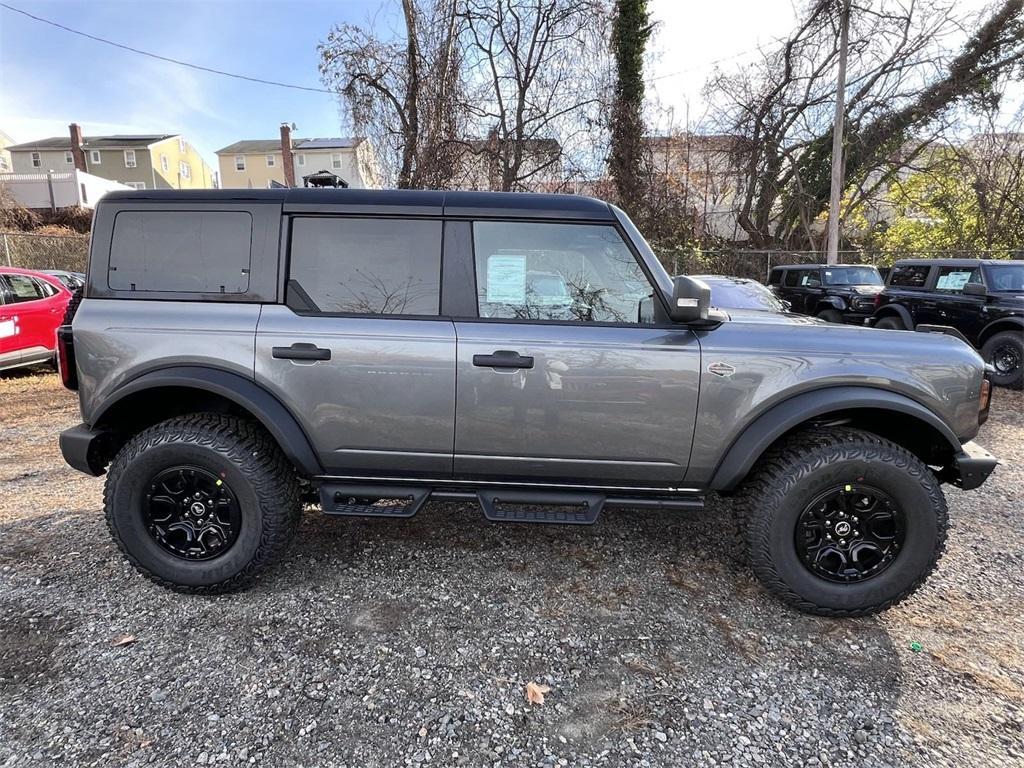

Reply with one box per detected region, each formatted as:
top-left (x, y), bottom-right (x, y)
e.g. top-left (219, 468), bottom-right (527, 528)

top-left (104, 414), bottom-right (301, 592)
top-left (981, 330), bottom-right (1023, 389)
top-left (816, 309), bottom-right (844, 324)
top-left (874, 316), bottom-right (906, 330)
top-left (734, 428), bottom-right (947, 617)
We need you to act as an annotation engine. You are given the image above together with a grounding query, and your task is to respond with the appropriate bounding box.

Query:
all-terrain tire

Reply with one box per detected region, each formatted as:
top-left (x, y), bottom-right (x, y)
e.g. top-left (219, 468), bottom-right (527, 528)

top-left (981, 330), bottom-right (1023, 389)
top-left (733, 427), bottom-right (948, 617)
top-left (104, 414), bottom-right (301, 593)
top-left (874, 316), bottom-right (906, 331)
top-left (816, 309), bottom-right (844, 324)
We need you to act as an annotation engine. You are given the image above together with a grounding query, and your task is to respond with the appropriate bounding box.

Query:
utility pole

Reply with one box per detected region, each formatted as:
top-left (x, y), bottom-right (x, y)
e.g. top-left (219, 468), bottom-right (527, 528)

top-left (826, 0), bottom-right (850, 265)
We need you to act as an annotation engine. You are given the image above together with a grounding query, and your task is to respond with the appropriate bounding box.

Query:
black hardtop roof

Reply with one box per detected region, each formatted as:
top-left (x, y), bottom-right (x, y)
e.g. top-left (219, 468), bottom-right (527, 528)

top-left (97, 188), bottom-right (615, 220)
top-left (770, 263), bottom-right (880, 270)
top-left (892, 258), bottom-right (1024, 267)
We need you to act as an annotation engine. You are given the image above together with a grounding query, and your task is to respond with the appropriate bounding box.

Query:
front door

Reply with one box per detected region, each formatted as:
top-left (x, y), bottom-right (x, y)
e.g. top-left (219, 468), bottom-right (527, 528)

top-left (453, 220), bottom-right (701, 487)
top-left (256, 216), bottom-right (456, 477)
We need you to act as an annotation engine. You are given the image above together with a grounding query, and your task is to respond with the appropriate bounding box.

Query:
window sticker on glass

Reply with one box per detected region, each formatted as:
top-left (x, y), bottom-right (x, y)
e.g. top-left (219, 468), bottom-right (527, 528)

top-left (486, 255), bottom-right (526, 304)
top-left (936, 271), bottom-right (972, 290)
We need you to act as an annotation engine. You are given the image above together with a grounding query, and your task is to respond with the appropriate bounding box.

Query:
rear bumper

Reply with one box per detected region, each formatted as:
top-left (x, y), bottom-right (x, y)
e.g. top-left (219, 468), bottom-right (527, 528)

top-left (59, 423), bottom-right (110, 477)
top-left (943, 440), bottom-right (998, 491)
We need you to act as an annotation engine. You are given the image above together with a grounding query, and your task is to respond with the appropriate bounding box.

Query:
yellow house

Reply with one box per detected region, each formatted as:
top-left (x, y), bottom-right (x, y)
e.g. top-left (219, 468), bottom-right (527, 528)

top-left (6, 125), bottom-right (217, 190)
top-left (0, 128), bottom-right (14, 172)
top-left (216, 129), bottom-right (379, 189)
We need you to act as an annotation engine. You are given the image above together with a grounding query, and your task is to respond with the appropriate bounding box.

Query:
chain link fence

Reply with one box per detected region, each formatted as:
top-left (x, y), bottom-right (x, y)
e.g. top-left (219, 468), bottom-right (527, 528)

top-left (1, 231), bottom-right (89, 273)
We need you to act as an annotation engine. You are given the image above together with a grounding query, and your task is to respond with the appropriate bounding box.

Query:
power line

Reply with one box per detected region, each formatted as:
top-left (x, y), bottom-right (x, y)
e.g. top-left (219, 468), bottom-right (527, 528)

top-left (0, 2), bottom-right (337, 95)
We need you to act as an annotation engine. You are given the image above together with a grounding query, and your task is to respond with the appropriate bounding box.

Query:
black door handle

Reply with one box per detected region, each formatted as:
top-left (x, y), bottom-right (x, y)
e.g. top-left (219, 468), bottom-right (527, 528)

top-left (272, 343), bottom-right (331, 361)
top-left (473, 350), bottom-right (534, 369)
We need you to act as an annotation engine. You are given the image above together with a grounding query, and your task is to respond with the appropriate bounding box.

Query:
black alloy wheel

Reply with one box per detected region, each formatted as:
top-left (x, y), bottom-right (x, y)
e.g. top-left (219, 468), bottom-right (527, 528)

top-left (795, 484), bottom-right (905, 583)
top-left (143, 465), bottom-right (242, 560)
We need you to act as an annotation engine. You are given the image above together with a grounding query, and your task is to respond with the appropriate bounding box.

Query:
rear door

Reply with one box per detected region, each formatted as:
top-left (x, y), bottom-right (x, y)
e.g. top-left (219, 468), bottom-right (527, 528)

top-left (0, 274), bottom-right (61, 357)
top-left (452, 220), bottom-right (701, 486)
top-left (0, 279), bottom-right (19, 369)
top-left (930, 264), bottom-right (986, 338)
top-left (255, 215), bottom-right (456, 477)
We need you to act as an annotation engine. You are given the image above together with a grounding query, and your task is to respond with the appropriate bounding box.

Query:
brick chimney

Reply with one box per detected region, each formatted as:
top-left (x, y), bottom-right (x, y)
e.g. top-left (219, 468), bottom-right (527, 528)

top-left (68, 123), bottom-right (87, 172)
top-left (280, 123), bottom-right (296, 187)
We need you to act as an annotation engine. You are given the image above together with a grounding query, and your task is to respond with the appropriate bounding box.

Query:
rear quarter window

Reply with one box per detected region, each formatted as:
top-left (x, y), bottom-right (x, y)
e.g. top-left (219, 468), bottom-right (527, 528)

top-left (889, 264), bottom-right (931, 289)
top-left (108, 211), bottom-right (253, 293)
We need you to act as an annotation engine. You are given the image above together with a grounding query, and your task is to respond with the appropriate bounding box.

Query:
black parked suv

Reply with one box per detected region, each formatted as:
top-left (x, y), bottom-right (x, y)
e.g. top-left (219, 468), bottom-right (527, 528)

top-left (768, 264), bottom-right (884, 324)
top-left (870, 259), bottom-right (1024, 389)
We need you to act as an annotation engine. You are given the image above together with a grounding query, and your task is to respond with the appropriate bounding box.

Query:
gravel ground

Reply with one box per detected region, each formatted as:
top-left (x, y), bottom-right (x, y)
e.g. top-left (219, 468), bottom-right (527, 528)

top-left (0, 368), bottom-right (1021, 768)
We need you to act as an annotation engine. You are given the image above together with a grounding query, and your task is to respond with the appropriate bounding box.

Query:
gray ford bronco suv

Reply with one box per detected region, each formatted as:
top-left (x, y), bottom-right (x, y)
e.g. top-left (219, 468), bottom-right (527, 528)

top-left (57, 189), bottom-right (998, 617)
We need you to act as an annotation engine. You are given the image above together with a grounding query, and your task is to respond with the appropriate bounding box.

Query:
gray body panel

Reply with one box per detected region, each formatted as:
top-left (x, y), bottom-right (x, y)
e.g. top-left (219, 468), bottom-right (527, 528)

top-left (74, 299), bottom-right (260, 424)
top-left (453, 322), bottom-right (700, 485)
top-left (255, 305), bottom-right (456, 476)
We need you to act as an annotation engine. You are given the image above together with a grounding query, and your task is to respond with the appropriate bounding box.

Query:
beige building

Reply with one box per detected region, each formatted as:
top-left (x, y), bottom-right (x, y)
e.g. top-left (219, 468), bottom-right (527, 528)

top-left (6, 124), bottom-right (217, 189)
top-left (0, 129), bottom-right (14, 173)
top-left (217, 126), bottom-right (379, 189)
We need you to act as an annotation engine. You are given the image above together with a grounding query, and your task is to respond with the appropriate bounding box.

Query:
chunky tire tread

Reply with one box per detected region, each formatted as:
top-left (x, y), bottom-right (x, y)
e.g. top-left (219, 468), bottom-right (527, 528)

top-left (981, 330), bottom-right (1023, 390)
top-left (104, 413), bottom-right (301, 594)
top-left (733, 427), bottom-right (948, 618)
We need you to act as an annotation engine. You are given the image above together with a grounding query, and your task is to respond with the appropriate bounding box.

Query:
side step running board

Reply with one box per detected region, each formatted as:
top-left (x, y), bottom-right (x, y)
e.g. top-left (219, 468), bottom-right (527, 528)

top-left (476, 490), bottom-right (604, 524)
top-left (320, 483), bottom-right (430, 518)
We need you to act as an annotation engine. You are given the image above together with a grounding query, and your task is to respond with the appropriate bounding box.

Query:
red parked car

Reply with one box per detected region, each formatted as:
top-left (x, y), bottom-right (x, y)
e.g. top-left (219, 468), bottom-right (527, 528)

top-left (0, 267), bottom-right (73, 373)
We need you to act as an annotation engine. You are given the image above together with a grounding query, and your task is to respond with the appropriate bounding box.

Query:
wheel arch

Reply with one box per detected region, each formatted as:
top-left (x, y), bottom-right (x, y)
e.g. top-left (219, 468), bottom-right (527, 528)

top-left (978, 316), bottom-right (1024, 347)
top-left (709, 386), bottom-right (961, 491)
top-left (92, 366), bottom-right (323, 477)
top-left (871, 303), bottom-right (914, 328)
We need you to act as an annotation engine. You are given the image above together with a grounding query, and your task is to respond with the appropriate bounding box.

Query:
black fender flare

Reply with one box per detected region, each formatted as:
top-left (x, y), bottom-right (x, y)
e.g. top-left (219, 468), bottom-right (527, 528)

top-left (978, 316), bottom-right (1024, 346)
top-left (708, 386), bottom-right (961, 491)
top-left (93, 366), bottom-right (323, 476)
top-left (817, 296), bottom-right (846, 313)
top-left (871, 302), bottom-right (914, 328)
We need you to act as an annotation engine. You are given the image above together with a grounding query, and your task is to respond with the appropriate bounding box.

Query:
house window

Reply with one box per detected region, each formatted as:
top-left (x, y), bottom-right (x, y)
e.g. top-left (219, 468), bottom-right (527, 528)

top-left (124, 181), bottom-right (146, 190)
top-left (90, 150), bottom-right (102, 165)
top-left (296, 154), bottom-right (305, 167)
top-left (124, 149), bottom-right (136, 168)
top-left (160, 154), bottom-right (169, 172)
top-left (0, 156), bottom-right (9, 171)
top-left (331, 153), bottom-right (342, 169)
top-left (179, 161), bottom-right (191, 179)
top-left (266, 155), bottom-right (275, 167)
top-left (65, 151), bottom-right (74, 165)
top-left (234, 155), bottom-right (245, 171)
top-left (178, 138), bottom-right (187, 153)
top-left (31, 152), bottom-right (41, 167)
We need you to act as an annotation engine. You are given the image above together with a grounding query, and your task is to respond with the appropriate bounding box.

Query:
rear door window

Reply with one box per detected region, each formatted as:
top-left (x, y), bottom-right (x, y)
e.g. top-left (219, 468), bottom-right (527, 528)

top-left (889, 264), bottom-right (931, 289)
top-left (2, 274), bottom-right (46, 303)
top-left (287, 217), bottom-right (442, 316)
top-left (108, 211), bottom-right (253, 293)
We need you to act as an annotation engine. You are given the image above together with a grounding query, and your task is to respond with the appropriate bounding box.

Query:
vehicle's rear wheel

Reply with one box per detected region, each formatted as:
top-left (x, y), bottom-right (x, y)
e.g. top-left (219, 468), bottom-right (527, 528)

top-left (874, 316), bottom-right (906, 330)
top-left (104, 414), bottom-right (301, 592)
top-left (981, 330), bottom-right (1023, 389)
top-left (733, 428), bottom-right (947, 617)
top-left (816, 309), bottom-right (843, 324)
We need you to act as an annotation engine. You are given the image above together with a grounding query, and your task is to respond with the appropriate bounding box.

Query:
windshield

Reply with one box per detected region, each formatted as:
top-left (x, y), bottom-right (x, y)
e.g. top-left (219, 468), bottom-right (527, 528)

top-left (984, 263), bottom-right (1024, 292)
top-left (704, 278), bottom-right (786, 311)
top-left (822, 266), bottom-right (883, 286)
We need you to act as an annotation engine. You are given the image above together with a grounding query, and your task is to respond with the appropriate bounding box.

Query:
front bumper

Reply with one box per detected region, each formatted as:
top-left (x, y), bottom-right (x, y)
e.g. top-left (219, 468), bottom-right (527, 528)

top-left (59, 423), bottom-right (111, 477)
top-left (942, 440), bottom-right (998, 490)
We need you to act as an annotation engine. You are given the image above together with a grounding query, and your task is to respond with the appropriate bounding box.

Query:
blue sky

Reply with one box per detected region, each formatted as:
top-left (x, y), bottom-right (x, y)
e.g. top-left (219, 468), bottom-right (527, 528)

top-left (1, 0), bottom-right (1013, 173)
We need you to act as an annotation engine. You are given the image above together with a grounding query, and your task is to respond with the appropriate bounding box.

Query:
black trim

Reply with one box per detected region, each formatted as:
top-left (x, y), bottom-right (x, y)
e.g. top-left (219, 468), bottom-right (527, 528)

top-left (708, 386), bottom-right (963, 491)
top-left (92, 366), bottom-right (323, 476)
top-left (59, 423), bottom-right (111, 476)
top-left (942, 440), bottom-right (998, 490)
top-left (440, 220), bottom-right (477, 317)
top-left (870, 303), bottom-right (914, 329)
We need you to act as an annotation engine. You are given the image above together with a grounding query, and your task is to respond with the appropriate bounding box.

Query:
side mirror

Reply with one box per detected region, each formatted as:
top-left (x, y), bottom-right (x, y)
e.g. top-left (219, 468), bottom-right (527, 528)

top-left (962, 282), bottom-right (987, 297)
top-left (670, 276), bottom-right (711, 323)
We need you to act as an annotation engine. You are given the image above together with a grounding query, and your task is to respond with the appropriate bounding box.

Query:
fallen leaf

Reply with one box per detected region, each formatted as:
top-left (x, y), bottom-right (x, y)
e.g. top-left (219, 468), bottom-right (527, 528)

top-left (525, 681), bottom-right (551, 706)
top-left (111, 634), bottom-right (137, 647)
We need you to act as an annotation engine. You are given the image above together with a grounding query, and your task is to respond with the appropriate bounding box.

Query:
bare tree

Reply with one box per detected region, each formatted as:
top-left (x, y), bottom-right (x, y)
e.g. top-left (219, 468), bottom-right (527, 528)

top-left (704, 0), bottom-right (1024, 249)
top-left (458, 0), bottom-right (611, 191)
top-left (319, 0), bottom-right (466, 188)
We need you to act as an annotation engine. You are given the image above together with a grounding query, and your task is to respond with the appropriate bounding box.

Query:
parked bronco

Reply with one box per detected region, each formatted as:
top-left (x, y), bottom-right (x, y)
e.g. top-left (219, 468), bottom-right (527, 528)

top-left (58, 189), bottom-right (998, 617)
top-left (869, 259), bottom-right (1024, 389)
top-left (768, 263), bottom-right (884, 324)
